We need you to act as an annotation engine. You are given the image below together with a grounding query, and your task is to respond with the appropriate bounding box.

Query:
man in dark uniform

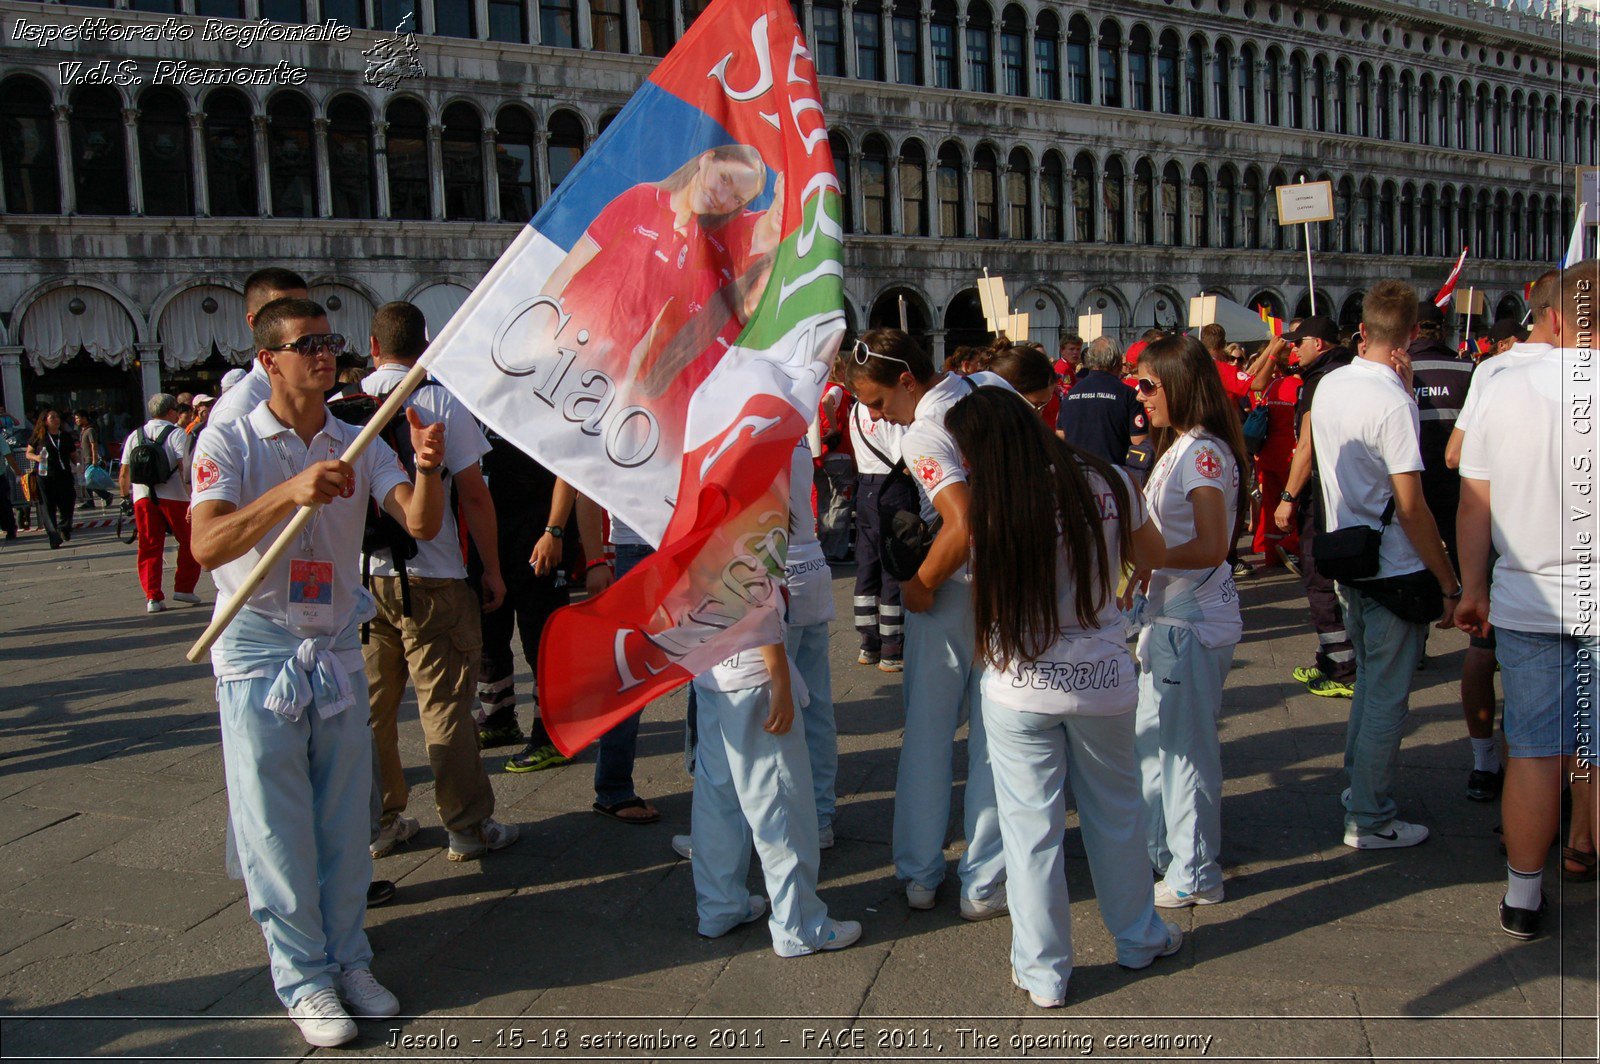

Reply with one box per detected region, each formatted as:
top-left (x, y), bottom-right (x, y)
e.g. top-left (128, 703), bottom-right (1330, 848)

top-left (1406, 300), bottom-right (1475, 566)
top-left (1056, 336), bottom-right (1147, 468)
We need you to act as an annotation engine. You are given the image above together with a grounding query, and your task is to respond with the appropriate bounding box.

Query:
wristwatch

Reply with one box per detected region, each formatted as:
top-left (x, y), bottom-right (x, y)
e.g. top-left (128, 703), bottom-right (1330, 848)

top-left (1279, 490), bottom-right (1296, 503)
top-left (544, 525), bottom-right (564, 539)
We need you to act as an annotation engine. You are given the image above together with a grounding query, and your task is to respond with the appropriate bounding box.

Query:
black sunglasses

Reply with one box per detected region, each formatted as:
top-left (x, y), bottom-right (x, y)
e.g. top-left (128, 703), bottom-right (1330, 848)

top-left (268, 333), bottom-right (346, 358)
top-left (1135, 377), bottom-right (1163, 397)
top-left (851, 339), bottom-right (911, 371)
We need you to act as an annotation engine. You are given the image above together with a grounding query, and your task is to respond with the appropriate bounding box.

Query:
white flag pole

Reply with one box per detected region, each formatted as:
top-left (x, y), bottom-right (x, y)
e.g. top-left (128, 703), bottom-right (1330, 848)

top-left (1300, 176), bottom-right (1316, 314)
top-left (1463, 285), bottom-right (1476, 350)
top-left (898, 294), bottom-right (909, 332)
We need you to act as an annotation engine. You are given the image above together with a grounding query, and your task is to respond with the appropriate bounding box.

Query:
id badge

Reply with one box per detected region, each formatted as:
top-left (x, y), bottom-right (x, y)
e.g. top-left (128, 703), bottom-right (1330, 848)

top-left (287, 558), bottom-right (335, 629)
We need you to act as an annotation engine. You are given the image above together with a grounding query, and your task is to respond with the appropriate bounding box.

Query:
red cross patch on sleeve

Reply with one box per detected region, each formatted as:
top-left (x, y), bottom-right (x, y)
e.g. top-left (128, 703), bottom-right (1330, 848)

top-left (194, 456), bottom-right (221, 492)
top-left (1194, 448), bottom-right (1222, 479)
top-left (913, 456), bottom-right (943, 487)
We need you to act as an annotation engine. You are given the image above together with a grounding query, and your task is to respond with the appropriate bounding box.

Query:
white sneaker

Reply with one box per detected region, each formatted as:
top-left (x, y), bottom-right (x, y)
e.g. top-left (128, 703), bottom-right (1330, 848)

top-left (337, 967), bottom-right (399, 1018)
top-left (171, 591), bottom-right (202, 604)
top-left (819, 918), bottom-right (861, 950)
top-left (818, 825), bottom-right (835, 850)
top-left (288, 986), bottom-right (357, 1047)
top-left (671, 834), bottom-right (692, 860)
top-left (1012, 969), bottom-right (1066, 1008)
top-left (1154, 881), bottom-right (1224, 908)
top-left (906, 883), bottom-right (937, 910)
top-left (1122, 918), bottom-right (1184, 970)
top-left (1344, 819), bottom-right (1430, 850)
top-left (447, 817), bottom-right (519, 861)
top-left (145, 599), bottom-right (164, 614)
top-left (370, 814), bottom-right (419, 859)
top-left (959, 884), bottom-right (1010, 922)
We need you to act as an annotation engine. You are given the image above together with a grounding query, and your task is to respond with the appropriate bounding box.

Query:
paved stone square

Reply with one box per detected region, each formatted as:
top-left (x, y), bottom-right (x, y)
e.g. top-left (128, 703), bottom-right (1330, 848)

top-left (0, 521), bottom-right (1595, 1061)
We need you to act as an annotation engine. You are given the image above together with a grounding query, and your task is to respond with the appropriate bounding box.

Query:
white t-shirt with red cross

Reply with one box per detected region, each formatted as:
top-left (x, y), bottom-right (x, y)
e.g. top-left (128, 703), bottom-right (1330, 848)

top-left (898, 370), bottom-right (1012, 523)
top-left (1142, 429), bottom-right (1242, 648)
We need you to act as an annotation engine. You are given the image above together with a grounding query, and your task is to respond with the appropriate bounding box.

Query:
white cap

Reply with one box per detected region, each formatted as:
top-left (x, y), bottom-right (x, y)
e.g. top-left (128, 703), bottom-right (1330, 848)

top-left (220, 368), bottom-right (248, 395)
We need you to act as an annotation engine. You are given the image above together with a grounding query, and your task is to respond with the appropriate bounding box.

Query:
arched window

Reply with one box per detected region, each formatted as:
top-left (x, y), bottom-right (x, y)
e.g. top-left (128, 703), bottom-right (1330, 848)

top-left (494, 105), bottom-right (537, 223)
top-left (1041, 152), bottom-right (1065, 240)
top-left (1419, 75), bottom-right (1434, 146)
top-left (1070, 152), bottom-right (1094, 242)
top-left (937, 142), bottom-right (963, 236)
top-left (1357, 179), bottom-right (1375, 253)
top-left (328, 94), bottom-right (374, 219)
top-left (546, 109), bottom-right (584, 191)
top-left (973, 145), bottom-right (999, 238)
top-left (137, 87), bottom-right (191, 216)
top-left (1098, 21), bottom-right (1122, 108)
top-left (1000, 6), bottom-right (1027, 97)
top-left (899, 139), bottom-right (928, 236)
top-left (828, 132), bottom-right (853, 232)
top-left (854, 0), bottom-right (884, 80)
top-left (1161, 161), bottom-right (1182, 246)
top-left (591, 0), bottom-right (626, 51)
top-left (1524, 193), bottom-right (1538, 261)
top-left (1493, 191), bottom-right (1508, 259)
top-left (1377, 181), bottom-right (1395, 254)
top-left (1399, 182), bottom-right (1415, 255)
top-left (1287, 54), bottom-right (1306, 129)
top-left (1475, 85), bottom-right (1489, 151)
top-left (966, 2), bottom-right (994, 93)
top-left (1134, 158), bottom-right (1155, 244)
top-left (1186, 36), bottom-right (1204, 117)
top-left (1440, 185), bottom-right (1457, 254)
top-left (1436, 77), bottom-right (1451, 147)
top-left (1035, 11), bottom-right (1060, 101)
top-left (1334, 60), bottom-right (1350, 135)
top-left (1357, 66), bottom-right (1372, 137)
top-left (2, 75), bottom-right (59, 214)
top-left (1066, 17), bottom-right (1092, 104)
top-left (70, 86), bottom-right (129, 215)
top-left (1492, 88), bottom-right (1506, 154)
top-left (1238, 44), bottom-right (1256, 122)
top-left (1242, 169), bottom-right (1261, 249)
top-left (1310, 57), bottom-right (1328, 131)
top-left (1156, 31), bottom-right (1180, 115)
top-left (811, 0), bottom-right (845, 77)
top-left (1103, 156), bottom-right (1125, 243)
top-left (1456, 83), bottom-right (1470, 148)
top-left (639, 0), bottom-right (674, 56)
top-left (1188, 165), bottom-right (1209, 247)
top-left (1376, 69), bottom-right (1393, 140)
top-left (1212, 39), bottom-right (1232, 120)
top-left (1420, 185), bottom-right (1436, 257)
top-left (893, 0), bottom-right (922, 85)
top-left (385, 98), bottom-right (429, 219)
top-left (1337, 176), bottom-right (1354, 252)
top-left (203, 89), bottom-right (254, 217)
top-left (267, 92), bottom-right (316, 218)
top-left (1129, 26), bottom-right (1153, 111)
top-left (1007, 147), bottom-right (1031, 238)
top-left (860, 135), bottom-right (888, 234)
top-left (441, 102), bottom-right (483, 221)
top-left (1263, 50), bottom-right (1282, 125)
top-left (931, 0), bottom-right (958, 89)
top-left (1266, 168), bottom-right (1284, 249)
top-left (1217, 167), bottom-right (1236, 248)
top-left (1397, 72), bottom-right (1413, 142)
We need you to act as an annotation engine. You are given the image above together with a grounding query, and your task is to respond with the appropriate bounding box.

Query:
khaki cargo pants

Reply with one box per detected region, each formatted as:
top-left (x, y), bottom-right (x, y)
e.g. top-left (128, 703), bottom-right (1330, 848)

top-left (364, 575), bottom-right (495, 834)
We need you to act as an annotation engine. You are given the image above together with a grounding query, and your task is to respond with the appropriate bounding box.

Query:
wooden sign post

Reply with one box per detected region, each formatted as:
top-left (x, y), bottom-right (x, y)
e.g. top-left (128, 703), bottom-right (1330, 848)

top-left (1275, 179), bottom-right (1335, 315)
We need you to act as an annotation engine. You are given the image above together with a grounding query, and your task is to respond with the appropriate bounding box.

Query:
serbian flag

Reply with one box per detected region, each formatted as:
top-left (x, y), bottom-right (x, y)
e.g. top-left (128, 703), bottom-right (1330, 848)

top-left (425, 0), bottom-right (845, 755)
top-left (1256, 306), bottom-right (1285, 337)
top-left (1432, 246), bottom-right (1469, 309)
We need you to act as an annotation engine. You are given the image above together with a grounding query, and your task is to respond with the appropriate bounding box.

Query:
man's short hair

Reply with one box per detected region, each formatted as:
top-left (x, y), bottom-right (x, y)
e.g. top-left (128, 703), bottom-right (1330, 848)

top-left (1362, 280), bottom-right (1419, 350)
top-left (1082, 336), bottom-right (1123, 372)
top-left (243, 267), bottom-right (310, 315)
top-left (147, 393), bottom-right (177, 419)
top-left (371, 301), bottom-right (429, 361)
top-left (1060, 333), bottom-right (1083, 349)
top-left (1556, 259), bottom-right (1600, 347)
top-left (1528, 268), bottom-right (1562, 322)
top-left (1199, 323), bottom-right (1226, 350)
top-left (1139, 327), bottom-right (1168, 344)
top-left (252, 297), bottom-right (328, 352)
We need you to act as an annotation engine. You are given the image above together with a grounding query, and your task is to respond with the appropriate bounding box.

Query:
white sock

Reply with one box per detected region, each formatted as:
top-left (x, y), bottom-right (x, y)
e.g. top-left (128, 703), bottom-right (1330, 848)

top-left (1471, 738), bottom-right (1501, 774)
top-left (1505, 865), bottom-right (1543, 911)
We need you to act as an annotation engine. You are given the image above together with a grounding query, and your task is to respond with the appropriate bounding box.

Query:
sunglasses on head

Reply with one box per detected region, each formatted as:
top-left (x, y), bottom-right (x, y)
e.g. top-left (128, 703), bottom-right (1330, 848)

top-left (267, 333), bottom-right (346, 359)
top-left (1135, 377), bottom-right (1162, 397)
top-left (851, 339), bottom-right (911, 371)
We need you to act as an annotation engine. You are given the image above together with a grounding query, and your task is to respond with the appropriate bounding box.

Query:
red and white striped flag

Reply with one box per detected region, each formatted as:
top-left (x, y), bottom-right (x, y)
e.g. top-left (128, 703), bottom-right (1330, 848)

top-left (1432, 246), bottom-right (1469, 309)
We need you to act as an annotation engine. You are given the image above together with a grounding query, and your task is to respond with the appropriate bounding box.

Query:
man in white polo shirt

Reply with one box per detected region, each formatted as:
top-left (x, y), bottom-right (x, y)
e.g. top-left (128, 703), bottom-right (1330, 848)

top-left (190, 297), bottom-right (446, 1047)
top-left (118, 392), bottom-right (201, 614)
top-left (208, 268), bottom-right (309, 430)
top-left (1310, 279), bottom-right (1461, 851)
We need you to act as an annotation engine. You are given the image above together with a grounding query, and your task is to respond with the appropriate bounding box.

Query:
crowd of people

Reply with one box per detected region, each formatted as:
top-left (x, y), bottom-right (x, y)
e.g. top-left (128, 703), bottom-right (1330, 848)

top-left (14, 258), bottom-right (1595, 1046)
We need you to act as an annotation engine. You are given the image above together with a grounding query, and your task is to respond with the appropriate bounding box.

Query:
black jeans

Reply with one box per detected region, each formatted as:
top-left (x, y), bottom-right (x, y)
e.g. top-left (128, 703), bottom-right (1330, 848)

top-left (40, 476), bottom-right (75, 543)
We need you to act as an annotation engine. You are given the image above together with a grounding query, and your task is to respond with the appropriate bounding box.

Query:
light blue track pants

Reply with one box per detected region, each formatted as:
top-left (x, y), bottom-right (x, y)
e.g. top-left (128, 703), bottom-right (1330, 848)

top-left (218, 673), bottom-right (374, 1007)
top-left (785, 620), bottom-right (838, 833)
top-left (1135, 624), bottom-right (1234, 895)
top-left (987, 707), bottom-right (1172, 999)
top-left (894, 574), bottom-right (1006, 900)
top-left (1337, 586), bottom-right (1427, 834)
top-left (689, 679), bottom-right (832, 957)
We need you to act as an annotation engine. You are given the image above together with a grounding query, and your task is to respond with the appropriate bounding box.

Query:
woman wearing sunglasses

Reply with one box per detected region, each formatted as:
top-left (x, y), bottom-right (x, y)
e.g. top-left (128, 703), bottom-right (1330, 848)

top-left (1129, 335), bottom-right (1248, 909)
top-left (947, 386), bottom-right (1180, 1008)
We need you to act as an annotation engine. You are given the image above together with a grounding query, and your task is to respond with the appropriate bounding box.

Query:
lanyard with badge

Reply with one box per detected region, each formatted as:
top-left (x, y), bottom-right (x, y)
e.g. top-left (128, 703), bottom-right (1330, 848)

top-left (269, 432), bottom-right (345, 629)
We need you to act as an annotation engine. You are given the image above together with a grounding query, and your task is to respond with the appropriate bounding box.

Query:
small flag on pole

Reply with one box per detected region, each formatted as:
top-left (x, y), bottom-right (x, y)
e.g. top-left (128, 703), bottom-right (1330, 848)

top-left (1432, 246), bottom-right (1470, 309)
top-left (1563, 201), bottom-right (1589, 268)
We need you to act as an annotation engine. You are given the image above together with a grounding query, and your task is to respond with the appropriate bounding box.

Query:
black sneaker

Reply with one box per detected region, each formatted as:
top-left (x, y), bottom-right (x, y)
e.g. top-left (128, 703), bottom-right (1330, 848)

top-left (477, 718), bottom-right (524, 749)
top-left (1466, 769), bottom-right (1504, 802)
top-left (1499, 892), bottom-right (1546, 940)
top-left (366, 879), bottom-right (396, 908)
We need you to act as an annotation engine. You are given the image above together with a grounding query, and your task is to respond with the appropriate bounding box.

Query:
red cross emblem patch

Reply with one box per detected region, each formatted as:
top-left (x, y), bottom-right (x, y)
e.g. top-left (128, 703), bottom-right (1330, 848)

top-left (913, 456), bottom-right (943, 488)
top-left (193, 456), bottom-right (221, 492)
top-left (1194, 449), bottom-right (1222, 479)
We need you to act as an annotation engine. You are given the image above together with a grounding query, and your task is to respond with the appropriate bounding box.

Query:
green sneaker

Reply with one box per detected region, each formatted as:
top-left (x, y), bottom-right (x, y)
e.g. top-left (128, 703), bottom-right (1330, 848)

top-left (1306, 675), bottom-right (1355, 698)
top-left (477, 719), bottom-right (525, 749)
top-left (505, 742), bottom-right (572, 774)
top-left (1291, 665), bottom-right (1323, 685)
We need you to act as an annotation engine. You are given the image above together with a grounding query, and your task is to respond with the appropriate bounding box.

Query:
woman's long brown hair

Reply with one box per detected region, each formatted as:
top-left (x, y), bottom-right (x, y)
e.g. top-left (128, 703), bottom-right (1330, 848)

top-left (946, 386), bottom-right (1133, 669)
top-left (1138, 334), bottom-right (1250, 523)
top-left (29, 409), bottom-right (58, 449)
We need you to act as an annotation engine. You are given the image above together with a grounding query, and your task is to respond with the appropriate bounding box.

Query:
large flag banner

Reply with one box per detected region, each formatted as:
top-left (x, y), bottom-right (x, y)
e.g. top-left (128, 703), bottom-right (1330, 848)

top-left (426, 0), bottom-right (846, 755)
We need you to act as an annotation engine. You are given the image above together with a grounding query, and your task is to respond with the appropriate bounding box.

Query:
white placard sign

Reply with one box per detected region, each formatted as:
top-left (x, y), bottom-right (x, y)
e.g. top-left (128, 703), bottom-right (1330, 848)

top-left (1275, 181), bottom-right (1335, 225)
top-left (1076, 313), bottom-right (1103, 343)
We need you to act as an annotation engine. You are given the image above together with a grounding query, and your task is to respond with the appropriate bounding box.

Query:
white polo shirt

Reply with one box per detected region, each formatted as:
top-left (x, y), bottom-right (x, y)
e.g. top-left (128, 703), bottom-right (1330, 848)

top-left (849, 398), bottom-right (905, 474)
top-left (120, 418), bottom-right (192, 503)
top-left (207, 360), bottom-right (272, 428)
top-left (1311, 357), bottom-right (1426, 580)
top-left (785, 439), bottom-right (834, 628)
top-left (1143, 429), bottom-right (1242, 647)
top-left (192, 401), bottom-right (410, 677)
top-left (360, 364), bottom-right (490, 581)
top-left (899, 371), bottom-right (1011, 523)
top-left (1454, 342), bottom-right (1552, 435)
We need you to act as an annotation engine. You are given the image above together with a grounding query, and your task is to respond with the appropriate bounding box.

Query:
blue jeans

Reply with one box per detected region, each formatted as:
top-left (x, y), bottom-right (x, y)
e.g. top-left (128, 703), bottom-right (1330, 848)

top-left (690, 680), bottom-right (831, 955)
top-left (1337, 585), bottom-right (1428, 834)
top-left (218, 673), bottom-right (374, 1007)
top-left (786, 620), bottom-right (838, 831)
top-left (893, 572), bottom-right (1006, 900)
top-left (1498, 627), bottom-right (1598, 761)
top-left (595, 543), bottom-right (652, 805)
top-left (987, 707), bottom-right (1171, 998)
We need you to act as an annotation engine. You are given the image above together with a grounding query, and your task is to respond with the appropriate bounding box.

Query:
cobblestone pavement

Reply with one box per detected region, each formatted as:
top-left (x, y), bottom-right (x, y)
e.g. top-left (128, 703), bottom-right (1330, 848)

top-left (0, 521), bottom-right (1595, 1061)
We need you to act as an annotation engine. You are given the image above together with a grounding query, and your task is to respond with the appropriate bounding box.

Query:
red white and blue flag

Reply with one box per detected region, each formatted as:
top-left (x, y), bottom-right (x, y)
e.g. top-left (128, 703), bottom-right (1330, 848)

top-left (1432, 246), bottom-right (1469, 309)
top-left (425, 0), bottom-right (846, 754)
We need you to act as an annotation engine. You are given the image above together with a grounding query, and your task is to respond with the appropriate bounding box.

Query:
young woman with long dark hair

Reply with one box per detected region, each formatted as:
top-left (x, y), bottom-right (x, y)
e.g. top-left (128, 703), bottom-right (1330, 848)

top-left (948, 385), bottom-right (1180, 1007)
top-left (1129, 334), bottom-right (1248, 908)
top-left (25, 408), bottom-right (77, 547)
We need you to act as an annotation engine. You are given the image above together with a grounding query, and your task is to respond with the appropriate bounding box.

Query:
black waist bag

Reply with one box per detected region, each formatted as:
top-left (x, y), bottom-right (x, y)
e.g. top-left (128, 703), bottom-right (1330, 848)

top-left (1313, 497), bottom-right (1394, 583)
top-left (880, 459), bottom-right (940, 581)
top-left (1349, 569), bottom-right (1443, 625)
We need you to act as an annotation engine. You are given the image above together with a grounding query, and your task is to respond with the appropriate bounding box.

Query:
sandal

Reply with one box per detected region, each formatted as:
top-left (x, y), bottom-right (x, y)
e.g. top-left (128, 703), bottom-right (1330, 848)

top-left (1562, 846), bottom-right (1598, 882)
top-left (593, 798), bottom-right (660, 825)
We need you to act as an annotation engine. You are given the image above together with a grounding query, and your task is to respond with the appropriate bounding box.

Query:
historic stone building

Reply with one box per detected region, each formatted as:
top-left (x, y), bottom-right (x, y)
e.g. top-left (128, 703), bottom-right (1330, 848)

top-left (0, 0), bottom-right (1595, 429)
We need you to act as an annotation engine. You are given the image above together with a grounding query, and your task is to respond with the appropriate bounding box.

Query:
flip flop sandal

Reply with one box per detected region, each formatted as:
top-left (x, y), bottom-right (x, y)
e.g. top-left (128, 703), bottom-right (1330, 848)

top-left (593, 798), bottom-right (660, 825)
top-left (1562, 846), bottom-right (1598, 882)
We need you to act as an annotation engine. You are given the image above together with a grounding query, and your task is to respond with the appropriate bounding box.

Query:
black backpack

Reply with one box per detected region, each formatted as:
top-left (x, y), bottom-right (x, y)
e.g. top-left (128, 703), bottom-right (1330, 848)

top-left (127, 425), bottom-right (178, 487)
top-left (327, 382), bottom-right (444, 631)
